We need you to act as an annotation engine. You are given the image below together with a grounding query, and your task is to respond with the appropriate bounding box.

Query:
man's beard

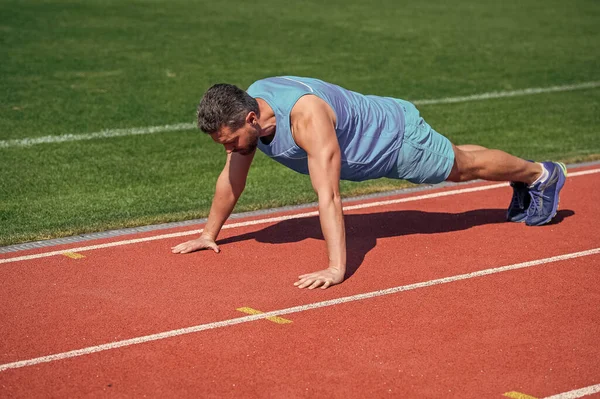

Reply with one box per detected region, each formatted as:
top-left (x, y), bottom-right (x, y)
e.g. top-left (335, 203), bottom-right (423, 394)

top-left (237, 129), bottom-right (259, 155)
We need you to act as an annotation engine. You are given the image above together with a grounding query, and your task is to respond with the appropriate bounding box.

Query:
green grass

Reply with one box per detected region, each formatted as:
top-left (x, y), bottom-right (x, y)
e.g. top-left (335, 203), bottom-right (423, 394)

top-left (1, 0), bottom-right (599, 245)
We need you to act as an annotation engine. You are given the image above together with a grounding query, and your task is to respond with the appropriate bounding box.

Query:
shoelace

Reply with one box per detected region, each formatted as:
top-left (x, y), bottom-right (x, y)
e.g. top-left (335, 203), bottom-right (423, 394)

top-left (527, 189), bottom-right (550, 216)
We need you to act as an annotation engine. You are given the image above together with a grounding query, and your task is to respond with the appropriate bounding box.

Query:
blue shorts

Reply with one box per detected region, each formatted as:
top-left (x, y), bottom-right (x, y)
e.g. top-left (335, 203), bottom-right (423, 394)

top-left (385, 99), bottom-right (455, 184)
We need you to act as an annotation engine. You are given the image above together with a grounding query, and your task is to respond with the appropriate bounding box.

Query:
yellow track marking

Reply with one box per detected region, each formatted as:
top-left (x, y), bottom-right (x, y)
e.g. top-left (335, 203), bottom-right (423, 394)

top-left (504, 391), bottom-right (538, 399)
top-left (62, 252), bottom-right (86, 259)
top-left (236, 307), bottom-right (292, 324)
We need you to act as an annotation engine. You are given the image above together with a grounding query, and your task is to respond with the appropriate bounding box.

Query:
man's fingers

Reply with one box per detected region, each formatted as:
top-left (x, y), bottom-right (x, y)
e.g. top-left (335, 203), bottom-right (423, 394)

top-left (171, 246), bottom-right (184, 253)
top-left (171, 243), bottom-right (191, 253)
top-left (297, 278), bottom-right (315, 289)
top-left (297, 279), bottom-right (310, 288)
top-left (308, 280), bottom-right (323, 290)
top-left (295, 271), bottom-right (338, 289)
top-left (295, 277), bottom-right (330, 289)
top-left (301, 281), bottom-right (315, 289)
top-left (172, 240), bottom-right (221, 255)
top-left (295, 274), bottom-right (315, 287)
top-left (293, 278), bottom-right (307, 287)
top-left (295, 275), bottom-right (308, 283)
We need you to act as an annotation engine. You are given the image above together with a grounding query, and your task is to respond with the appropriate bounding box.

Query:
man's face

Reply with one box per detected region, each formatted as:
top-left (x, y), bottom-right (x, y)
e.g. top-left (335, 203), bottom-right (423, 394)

top-left (211, 122), bottom-right (259, 156)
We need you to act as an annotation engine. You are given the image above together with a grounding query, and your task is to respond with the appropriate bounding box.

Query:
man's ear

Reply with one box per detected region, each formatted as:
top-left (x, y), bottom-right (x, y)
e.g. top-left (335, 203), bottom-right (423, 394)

top-left (246, 111), bottom-right (258, 125)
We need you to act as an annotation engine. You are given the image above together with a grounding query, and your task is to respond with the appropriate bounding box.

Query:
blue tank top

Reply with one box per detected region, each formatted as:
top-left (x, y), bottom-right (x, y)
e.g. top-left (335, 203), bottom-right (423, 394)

top-left (246, 76), bottom-right (405, 182)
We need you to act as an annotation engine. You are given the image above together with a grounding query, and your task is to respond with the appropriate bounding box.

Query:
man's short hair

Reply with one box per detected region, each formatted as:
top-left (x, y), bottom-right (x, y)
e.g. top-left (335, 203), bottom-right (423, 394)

top-left (196, 83), bottom-right (259, 134)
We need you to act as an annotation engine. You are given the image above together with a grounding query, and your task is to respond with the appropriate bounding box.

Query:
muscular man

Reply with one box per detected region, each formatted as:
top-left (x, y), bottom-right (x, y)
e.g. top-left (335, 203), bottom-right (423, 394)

top-left (172, 76), bottom-right (567, 289)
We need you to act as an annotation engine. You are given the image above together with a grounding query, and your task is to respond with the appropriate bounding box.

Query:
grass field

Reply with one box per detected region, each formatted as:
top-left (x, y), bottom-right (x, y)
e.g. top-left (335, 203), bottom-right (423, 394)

top-left (1, 0), bottom-right (599, 246)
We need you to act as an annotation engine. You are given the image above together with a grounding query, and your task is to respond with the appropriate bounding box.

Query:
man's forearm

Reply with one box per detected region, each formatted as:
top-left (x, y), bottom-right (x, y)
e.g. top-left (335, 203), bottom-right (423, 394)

top-left (318, 194), bottom-right (347, 273)
top-left (202, 173), bottom-right (243, 240)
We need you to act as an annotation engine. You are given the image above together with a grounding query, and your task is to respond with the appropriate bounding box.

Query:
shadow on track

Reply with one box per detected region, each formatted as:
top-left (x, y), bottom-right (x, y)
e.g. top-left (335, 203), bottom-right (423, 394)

top-left (218, 208), bottom-right (574, 280)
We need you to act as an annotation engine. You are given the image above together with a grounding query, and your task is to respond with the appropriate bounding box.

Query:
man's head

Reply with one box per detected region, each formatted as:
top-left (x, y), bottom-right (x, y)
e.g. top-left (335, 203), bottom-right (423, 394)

top-left (197, 83), bottom-right (261, 155)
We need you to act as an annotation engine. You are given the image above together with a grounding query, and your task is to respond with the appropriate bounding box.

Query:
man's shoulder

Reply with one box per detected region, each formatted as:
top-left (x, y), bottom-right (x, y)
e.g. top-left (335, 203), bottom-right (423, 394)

top-left (248, 76), bottom-right (321, 92)
top-left (249, 77), bottom-right (325, 115)
top-left (248, 76), bottom-right (284, 87)
top-left (293, 94), bottom-right (329, 111)
top-left (291, 94), bottom-right (337, 131)
top-left (247, 77), bottom-right (281, 97)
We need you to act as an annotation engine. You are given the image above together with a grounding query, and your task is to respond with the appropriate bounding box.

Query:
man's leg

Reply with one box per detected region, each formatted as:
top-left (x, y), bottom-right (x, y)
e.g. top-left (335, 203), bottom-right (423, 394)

top-left (446, 144), bottom-right (542, 184)
top-left (447, 144), bottom-right (567, 226)
top-left (450, 144), bottom-right (535, 222)
top-left (456, 144), bottom-right (487, 152)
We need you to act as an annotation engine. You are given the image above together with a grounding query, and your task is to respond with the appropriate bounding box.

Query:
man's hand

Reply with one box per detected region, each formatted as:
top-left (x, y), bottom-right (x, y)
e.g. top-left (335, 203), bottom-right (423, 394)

top-left (294, 267), bottom-right (345, 290)
top-left (171, 236), bottom-right (220, 254)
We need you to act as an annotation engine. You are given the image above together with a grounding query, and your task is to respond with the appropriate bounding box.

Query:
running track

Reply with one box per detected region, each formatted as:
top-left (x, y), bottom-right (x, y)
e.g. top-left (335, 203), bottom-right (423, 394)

top-left (1, 164), bottom-right (599, 398)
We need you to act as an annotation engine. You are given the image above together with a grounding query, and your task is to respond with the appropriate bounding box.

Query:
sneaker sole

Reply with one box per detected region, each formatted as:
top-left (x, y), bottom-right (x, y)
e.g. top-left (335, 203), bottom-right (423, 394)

top-left (507, 214), bottom-right (527, 223)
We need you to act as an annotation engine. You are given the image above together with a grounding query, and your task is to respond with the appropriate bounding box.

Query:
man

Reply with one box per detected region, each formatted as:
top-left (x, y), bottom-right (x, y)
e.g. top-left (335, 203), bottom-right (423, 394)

top-left (172, 76), bottom-right (567, 290)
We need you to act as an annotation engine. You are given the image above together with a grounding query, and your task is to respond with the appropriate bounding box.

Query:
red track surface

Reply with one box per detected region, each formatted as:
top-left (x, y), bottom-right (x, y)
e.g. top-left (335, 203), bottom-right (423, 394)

top-left (1, 165), bottom-right (599, 398)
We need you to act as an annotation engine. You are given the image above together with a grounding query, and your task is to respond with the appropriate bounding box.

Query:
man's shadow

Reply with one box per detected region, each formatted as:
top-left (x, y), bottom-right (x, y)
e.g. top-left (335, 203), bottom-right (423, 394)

top-left (218, 208), bottom-right (574, 280)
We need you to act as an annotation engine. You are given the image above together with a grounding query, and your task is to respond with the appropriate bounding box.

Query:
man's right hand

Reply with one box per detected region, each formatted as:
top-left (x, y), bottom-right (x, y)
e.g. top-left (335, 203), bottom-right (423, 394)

top-left (171, 236), bottom-right (220, 254)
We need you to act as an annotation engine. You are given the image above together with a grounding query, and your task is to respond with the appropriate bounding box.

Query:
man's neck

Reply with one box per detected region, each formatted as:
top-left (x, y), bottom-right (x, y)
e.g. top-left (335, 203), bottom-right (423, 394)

top-left (256, 98), bottom-right (277, 138)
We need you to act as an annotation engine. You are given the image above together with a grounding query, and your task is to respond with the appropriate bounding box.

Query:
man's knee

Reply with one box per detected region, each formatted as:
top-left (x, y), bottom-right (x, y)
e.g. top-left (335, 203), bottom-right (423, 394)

top-left (446, 146), bottom-right (476, 182)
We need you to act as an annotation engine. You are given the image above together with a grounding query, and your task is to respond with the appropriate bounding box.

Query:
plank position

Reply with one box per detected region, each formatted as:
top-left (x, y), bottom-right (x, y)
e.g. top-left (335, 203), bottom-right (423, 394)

top-left (172, 76), bottom-right (567, 289)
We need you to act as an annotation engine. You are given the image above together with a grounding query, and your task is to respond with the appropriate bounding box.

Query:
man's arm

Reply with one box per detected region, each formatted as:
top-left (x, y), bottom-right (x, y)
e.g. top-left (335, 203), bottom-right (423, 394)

top-left (171, 150), bottom-right (255, 254)
top-left (291, 95), bottom-right (346, 289)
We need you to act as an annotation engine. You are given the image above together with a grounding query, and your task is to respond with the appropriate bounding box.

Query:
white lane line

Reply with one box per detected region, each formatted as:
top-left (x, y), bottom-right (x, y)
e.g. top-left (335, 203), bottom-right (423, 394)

top-left (2, 81), bottom-right (599, 149)
top-left (413, 81), bottom-right (600, 105)
top-left (0, 123), bottom-right (196, 149)
top-left (1, 247), bottom-right (598, 372)
top-left (544, 383), bottom-right (600, 399)
top-left (1, 168), bottom-right (598, 265)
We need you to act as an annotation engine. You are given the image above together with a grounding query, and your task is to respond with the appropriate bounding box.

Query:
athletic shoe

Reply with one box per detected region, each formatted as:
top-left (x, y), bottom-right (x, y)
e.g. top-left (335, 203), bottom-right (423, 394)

top-left (506, 159), bottom-right (534, 223)
top-left (525, 162), bottom-right (568, 226)
top-left (506, 181), bottom-right (530, 222)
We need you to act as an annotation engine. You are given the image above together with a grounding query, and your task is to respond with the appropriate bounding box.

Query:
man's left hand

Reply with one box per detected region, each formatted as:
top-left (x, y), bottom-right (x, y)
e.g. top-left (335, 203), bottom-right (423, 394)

top-left (294, 267), bottom-right (345, 290)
